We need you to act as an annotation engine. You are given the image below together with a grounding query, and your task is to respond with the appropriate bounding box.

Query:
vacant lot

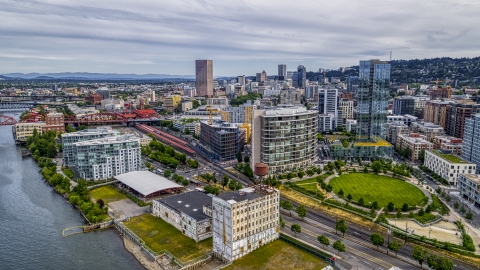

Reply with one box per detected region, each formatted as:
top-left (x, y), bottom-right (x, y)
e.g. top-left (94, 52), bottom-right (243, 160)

top-left (224, 240), bottom-right (328, 270)
top-left (124, 214), bottom-right (212, 262)
top-left (90, 186), bottom-right (127, 203)
top-left (329, 173), bottom-right (426, 209)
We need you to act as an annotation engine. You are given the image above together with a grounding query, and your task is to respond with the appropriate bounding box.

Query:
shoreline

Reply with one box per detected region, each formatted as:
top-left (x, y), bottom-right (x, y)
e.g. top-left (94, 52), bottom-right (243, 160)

top-left (122, 235), bottom-right (158, 270)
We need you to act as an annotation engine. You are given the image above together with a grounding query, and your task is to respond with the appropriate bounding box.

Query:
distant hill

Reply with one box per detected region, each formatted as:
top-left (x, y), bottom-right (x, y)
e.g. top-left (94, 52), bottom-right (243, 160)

top-left (1, 72), bottom-right (196, 80)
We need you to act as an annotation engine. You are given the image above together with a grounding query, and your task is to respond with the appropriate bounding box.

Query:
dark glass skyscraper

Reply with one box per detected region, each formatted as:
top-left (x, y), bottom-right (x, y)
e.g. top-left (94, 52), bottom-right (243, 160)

top-left (297, 65), bottom-right (306, 89)
top-left (356, 60), bottom-right (390, 141)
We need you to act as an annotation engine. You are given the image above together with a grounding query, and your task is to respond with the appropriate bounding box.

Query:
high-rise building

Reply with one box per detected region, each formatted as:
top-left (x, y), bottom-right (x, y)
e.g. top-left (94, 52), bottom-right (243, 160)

top-left (297, 65), bottom-right (306, 89)
top-left (72, 134), bottom-right (141, 180)
top-left (195, 60), bottom-right (214, 97)
top-left (356, 59), bottom-right (390, 141)
top-left (256, 71), bottom-right (267, 82)
top-left (212, 185), bottom-right (280, 262)
top-left (462, 113), bottom-right (480, 173)
top-left (251, 106), bottom-right (317, 174)
top-left (346, 76), bottom-right (359, 95)
top-left (61, 127), bottom-right (118, 167)
top-left (237, 75), bottom-right (246, 86)
top-left (51, 84), bottom-right (58, 92)
top-left (198, 120), bottom-right (246, 161)
top-left (393, 96), bottom-right (415, 116)
top-left (278, 64), bottom-right (287, 80)
top-left (318, 88), bottom-right (339, 132)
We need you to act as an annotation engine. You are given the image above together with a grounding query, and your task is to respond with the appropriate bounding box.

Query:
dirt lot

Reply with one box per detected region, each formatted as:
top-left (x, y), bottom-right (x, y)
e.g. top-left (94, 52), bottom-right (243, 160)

top-left (109, 199), bottom-right (149, 219)
top-left (389, 219), bottom-right (462, 245)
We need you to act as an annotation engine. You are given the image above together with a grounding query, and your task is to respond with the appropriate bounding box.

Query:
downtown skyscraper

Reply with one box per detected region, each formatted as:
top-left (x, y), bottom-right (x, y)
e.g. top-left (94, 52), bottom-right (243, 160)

top-left (356, 60), bottom-right (390, 141)
top-left (195, 60), bottom-right (213, 97)
top-left (297, 65), bottom-right (306, 89)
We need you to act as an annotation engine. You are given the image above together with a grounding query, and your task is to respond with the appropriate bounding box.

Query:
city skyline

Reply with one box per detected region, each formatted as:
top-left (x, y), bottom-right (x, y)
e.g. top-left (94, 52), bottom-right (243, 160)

top-left (1, 0), bottom-right (479, 75)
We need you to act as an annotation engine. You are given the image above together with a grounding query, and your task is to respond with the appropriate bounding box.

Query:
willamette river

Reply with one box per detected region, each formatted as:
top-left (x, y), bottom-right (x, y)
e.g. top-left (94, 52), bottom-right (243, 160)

top-left (0, 112), bottom-right (143, 270)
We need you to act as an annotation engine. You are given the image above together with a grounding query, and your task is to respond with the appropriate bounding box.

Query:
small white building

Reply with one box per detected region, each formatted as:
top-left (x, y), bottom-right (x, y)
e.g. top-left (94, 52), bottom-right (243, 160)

top-left (212, 185), bottom-right (280, 262)
top-left (424, 149), bottom-right (476, 186)
top-left (152, 191), bottom-right (213, 242)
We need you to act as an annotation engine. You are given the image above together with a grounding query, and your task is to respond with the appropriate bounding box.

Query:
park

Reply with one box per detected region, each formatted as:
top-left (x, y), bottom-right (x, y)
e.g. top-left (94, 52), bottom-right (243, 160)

top-left (329, 173), bottom-right (427, 209)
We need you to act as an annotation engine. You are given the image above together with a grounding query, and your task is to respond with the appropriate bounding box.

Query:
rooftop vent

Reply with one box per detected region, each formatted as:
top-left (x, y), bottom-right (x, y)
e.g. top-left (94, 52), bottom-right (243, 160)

top-left (185, 204), bottom-right (190, 207)
top-left (177, 201), bottom-right (182, 203)
top-left (193, 209), bottom-right (198, 211)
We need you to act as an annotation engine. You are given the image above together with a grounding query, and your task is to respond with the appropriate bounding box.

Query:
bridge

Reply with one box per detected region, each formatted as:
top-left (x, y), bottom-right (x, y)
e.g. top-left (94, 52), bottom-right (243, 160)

top-left (0, 95), bottom-right (81, 101)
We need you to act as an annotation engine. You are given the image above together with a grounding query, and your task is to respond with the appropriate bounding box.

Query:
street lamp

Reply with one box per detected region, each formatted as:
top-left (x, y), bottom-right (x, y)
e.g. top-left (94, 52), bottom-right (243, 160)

top-left (387, 227), bottom-right (391, 255)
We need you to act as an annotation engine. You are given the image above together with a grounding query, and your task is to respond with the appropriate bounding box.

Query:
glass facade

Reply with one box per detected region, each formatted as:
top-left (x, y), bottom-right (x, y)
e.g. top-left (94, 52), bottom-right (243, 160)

top-left (462, 114), bottom-right (480, 173)
top-left (356, 60), bottom-right (390, 141)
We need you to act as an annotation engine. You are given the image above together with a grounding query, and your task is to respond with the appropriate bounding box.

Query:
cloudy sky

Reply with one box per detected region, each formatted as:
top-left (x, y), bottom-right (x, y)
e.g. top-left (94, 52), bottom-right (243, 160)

top-left (0, 0), bottom-right (479, 76)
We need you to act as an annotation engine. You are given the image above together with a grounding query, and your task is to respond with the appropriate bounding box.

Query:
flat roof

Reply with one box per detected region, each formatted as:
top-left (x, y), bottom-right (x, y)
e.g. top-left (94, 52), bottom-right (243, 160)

top-left (217, 188), bottom-right (263, 203)
top-left (158, 191), bottom-right (212, 221)
top-left (430, 150), bottom-right (470, 164)
top-left (115, 171), bottom-right (183, 197)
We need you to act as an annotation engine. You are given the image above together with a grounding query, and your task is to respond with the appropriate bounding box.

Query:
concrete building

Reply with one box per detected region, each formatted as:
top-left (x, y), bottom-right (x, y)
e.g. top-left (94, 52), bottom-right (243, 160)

top-left (393, 96), bottom-right (415, 116)
top-left (433, 136), bottom-right (463, 155)
top-left (462, 113), bottom-right (480, 173)
top-left (101, 99), bottom-right (124, 110)
top-left (207, 97), bottom-right (229, 106)
top-left (457, 174), bottom-right (480, 209)
top-left (181, 101), bottom-right (193, 112)
top-left (153, 191), bottom-right (213, 242)
top-left (410, 122), bottom-right (445, 141)
top-left (13, 122), bottom-right (46, 142)
top-left (164, 95), bottom-right (182, 112)
top-left (346, 76), bottom-right (359, 95)
top-left (356, 59), bottom-right (390, 141)
top-left (237, 75), bottom-right (246, 86)
top-left (424, 150), bottom-right (475, 186)
top-left (304, 85), bottom-right (318, 100)
top-left (387, 115), bottom-right (418, 127)
top-left (72, 134), bottom-right (139, 180)
top-left (345, 119), bottom-right (357, 132)
top-left (251, 106), bottom-right (317, 174)
top-left (145, 89), bottom-right (156, 102)
top-left (339, 98), bottom-right (354, 120)
top-left (396, 133), bottom-right (433, 162)
top-left (198, 120), bottom-right (246, 162)
top-left (61, 127), bottom-right (118, 167)
top-left (317, 88), bottom-right (338, 132)
top-left (196, 60), bottom-right (214, 97)
top-left (279, 89), bottom-right (302, 105)
top-left (212, 185), bottom-right (280, 262)
top-left (222, 102), bottom-right (257, 124)
top-left (85, 94), bottom-right (103, 105)
top-left (386, 122), bottom-right (409, 145)
top-left (96, 87), bottom-right (111, 99)
top-left (256, 71), bottom-right (267, 82)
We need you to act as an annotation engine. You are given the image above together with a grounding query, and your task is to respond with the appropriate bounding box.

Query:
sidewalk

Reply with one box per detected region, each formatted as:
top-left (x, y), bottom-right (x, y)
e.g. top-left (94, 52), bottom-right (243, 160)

top-left (443, 200), bottom-right (480, 255)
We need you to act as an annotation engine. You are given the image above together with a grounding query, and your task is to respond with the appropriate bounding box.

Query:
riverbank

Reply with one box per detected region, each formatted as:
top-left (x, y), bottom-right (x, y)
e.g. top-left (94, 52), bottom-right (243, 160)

top-left (123, 237), bottom-right (161, 270)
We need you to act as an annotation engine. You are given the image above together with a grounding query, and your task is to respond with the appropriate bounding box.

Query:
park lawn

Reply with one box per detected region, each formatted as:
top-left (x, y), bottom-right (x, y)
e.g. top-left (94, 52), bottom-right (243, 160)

top-left (224, 240), bottom-right (327, 270)
top-left (124, 214), bottom-right (212, 262)
top-left (329, 173), bottom-right (426, 209)
top-left (90, 186), bottom-right (127, 203)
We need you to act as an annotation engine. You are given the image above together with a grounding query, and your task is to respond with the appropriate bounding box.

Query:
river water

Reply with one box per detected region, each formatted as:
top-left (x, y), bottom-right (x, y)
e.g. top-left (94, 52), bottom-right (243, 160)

top-left (0, 113), bottom-right (143, 270)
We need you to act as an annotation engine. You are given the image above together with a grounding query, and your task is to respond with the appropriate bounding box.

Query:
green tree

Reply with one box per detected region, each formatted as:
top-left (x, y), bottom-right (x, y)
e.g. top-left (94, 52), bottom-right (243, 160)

top-left (358, 198), bottom-right (365, 206)
top-left (281, 200), bottom-right (293, 216)
top-left (347, 193), bottom-right (352, 201)
top-left (371, 161), bottom-right (382, 174)
top-left (295, 205), bottom-right (307, 220)
top-left (221, 175), bottom-right (229, 189)
top-left (338, 189), bottom-right (344, 196)
top-left (236, 151), bottom-right (243, 163)
top-left (336, 219), bottom-right (348, 237)
top-left (412, 245), bottom-right (429, 269)
top-left (454, 201), bottom-right (459, 209)
top-left (387, 202), bottom-right (395, 212)
top-left (460, 205), bottom-right (466, 213)
top-left (388, 240), bottom-right (403, 257)
top-left (371, 201), bottom-right (379, 210)
top-left (370, 233), bottom-right (385, 250)
top-left (290, 224), bottom-right (301, 235)
top-left (317, 235), bottom-right (330, 248)
top-left (164, 169), bottom-right (172, 178)
top-left (280, 216), bottom-right (285, 231)
top-left (396, 209), bottom-right (402, 218)
top-left (466, 211), bottom-right (473, 220)
top-left (333, 240), bottom-right (346, 255)
top-left (243, 156), bottom-right (250, 163)
top-left (297, 170), bottom-right (305, 178)
top-left (228, 179), bottom-right (242, 191)
top-left (402, 203), bottom-right (409, 212)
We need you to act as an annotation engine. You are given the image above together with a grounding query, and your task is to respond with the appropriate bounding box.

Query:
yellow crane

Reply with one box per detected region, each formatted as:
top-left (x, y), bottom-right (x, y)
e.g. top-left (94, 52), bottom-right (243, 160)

top-left (239, 123), bottom-right (251, 143)
top-left (206, 105), bottom-right (220, 125)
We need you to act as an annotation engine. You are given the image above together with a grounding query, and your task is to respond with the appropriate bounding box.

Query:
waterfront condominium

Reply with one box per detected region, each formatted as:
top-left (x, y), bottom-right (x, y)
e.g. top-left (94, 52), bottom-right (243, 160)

top-left (61, 127), bottom-right (118, 167)
top-left (356, 59), bottom-right (390, 141)
top-left (195, 60), bottom-right (213, 97)
top-left (212, 185), bottom-right (280, 262)
top-left (462, 113), bottom-right (480, 173)
top-left (250, 105), bottom-right (318, 174)
top-left (72, 134), bottom-right (141, 180)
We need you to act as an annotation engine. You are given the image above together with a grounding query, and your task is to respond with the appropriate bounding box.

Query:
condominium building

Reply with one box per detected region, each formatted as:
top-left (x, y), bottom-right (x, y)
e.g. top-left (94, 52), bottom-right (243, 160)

top-left (222, 102), bottom-right (258, 124)
top-left (356, 59), bottom-right (390, 141)
top-left (457, 174), bottom-right (480, 209)
top-left (152, 191), bottom-right (213, 242)
top-left (278, 64), bottom-right (287, 80)
top-left (387, 115), bottom-right (418, 127)
top-left (424, 150), bottom-right (475, 186)
top-left (196, 60), bottom-right (214, 97)
top-left (462, 113), bottom-right (480, 173)
top-left (207, 97), bottom-right (229, 106)
top-left (13, 122), bottom-right (46, 142)
top-left (198, 120), bottom-right (246, 162)
top-left (386, 122), bottom-right (409, 145)
top-left (72, 134), bottom-right (141, 180)
top-left (279, 89), bottom-right (302, 105)
top-left (61, 127), bottom-right (118, 167)
top-left (433, 136), bottom-right (463, 155)
top-left (251, 106), bottom-right (317, 174)
top-left (212, 185), bottom-right (280, 262)
top-left (410, 122), bottom-right (445, 141)
top-left (163, 95), bottom-right (182, 112)
top-left (396, 133), bottom-right (433, 162)
top-left (256, 70), bottom-right (267, 82)
top-left (339, 98), bottom-right (354, 119)
top-left (393, 96), bottom-right (415, 116)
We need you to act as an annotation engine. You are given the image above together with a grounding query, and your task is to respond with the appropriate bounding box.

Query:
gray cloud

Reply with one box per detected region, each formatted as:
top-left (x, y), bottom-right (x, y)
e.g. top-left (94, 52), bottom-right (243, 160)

top-left (0, 0), bottom-right (479, 75)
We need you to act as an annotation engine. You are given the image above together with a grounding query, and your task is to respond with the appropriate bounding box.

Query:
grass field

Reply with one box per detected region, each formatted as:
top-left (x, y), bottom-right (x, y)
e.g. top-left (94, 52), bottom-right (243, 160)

top-left (124, 214), bottom-right (212, 262)
top-left (90, 186), bottom-right (127, 203)
top-left (224, 240), bottom-right (328, 270)
top-left (329, 173), bottom-right (426, 209)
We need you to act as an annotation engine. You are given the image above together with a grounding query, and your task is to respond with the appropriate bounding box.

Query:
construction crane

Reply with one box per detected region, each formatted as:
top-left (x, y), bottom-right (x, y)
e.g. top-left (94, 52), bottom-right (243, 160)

top-left (239, 123), bottom-right (251, 143)
top-left (430, 78), bottom-right (451, 90)
top-left (206, 105), bottom-right (220, 125)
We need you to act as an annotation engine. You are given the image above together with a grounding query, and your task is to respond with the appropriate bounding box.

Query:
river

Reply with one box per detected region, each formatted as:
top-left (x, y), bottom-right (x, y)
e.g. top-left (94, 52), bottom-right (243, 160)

top-left (0, 113), bottom-right (143, 270)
